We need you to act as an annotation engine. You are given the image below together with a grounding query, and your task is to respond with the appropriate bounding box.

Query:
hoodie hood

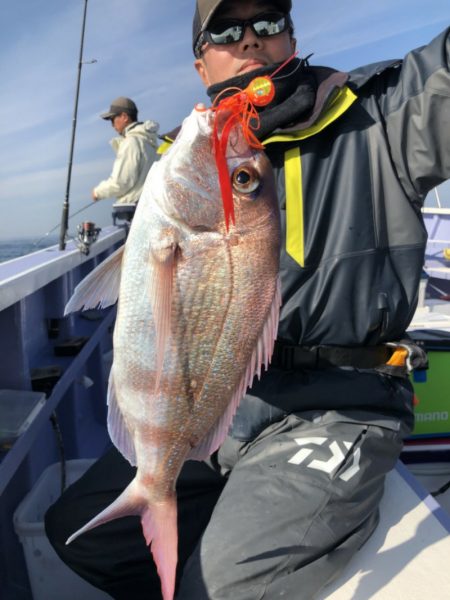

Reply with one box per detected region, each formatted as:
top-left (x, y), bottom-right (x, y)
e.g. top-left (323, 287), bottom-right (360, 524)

top-left (111, 120), bottom-right (160, 152)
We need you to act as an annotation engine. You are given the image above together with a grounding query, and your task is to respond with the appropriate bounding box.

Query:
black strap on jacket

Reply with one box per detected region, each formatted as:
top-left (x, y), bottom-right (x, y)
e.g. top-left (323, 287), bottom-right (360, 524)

top-left (271, 341), bottom-right (393, 371)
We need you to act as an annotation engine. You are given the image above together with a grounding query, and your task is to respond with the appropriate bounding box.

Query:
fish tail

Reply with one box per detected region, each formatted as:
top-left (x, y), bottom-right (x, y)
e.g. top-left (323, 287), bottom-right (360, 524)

top-left (142, 496), bottom-right (178, 600)
top-left (65, 478), bottom-right (178, 600)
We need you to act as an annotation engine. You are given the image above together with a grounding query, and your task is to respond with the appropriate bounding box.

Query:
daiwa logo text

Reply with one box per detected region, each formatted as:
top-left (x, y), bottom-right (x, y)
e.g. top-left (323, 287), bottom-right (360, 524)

top-left (288, 437), bottom-right (360, 482)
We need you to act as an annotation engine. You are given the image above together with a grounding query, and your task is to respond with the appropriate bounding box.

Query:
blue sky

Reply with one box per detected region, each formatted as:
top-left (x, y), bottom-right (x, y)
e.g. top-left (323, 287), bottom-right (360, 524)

top-left (0, 0), bottom-right (449, 240)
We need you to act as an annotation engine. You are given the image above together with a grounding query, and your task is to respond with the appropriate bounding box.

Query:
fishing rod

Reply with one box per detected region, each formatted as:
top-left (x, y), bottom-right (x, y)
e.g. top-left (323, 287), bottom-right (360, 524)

top-left (59, 0), bottom-right (94, 251)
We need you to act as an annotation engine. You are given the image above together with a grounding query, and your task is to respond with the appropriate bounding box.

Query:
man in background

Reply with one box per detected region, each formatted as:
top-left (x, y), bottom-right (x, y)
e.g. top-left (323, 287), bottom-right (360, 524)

top-left (92, 96), bottom-right (159, 206)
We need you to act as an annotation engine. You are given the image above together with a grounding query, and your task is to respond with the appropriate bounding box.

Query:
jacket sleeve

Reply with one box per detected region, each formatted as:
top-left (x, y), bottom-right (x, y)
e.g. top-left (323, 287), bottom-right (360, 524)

top-left (381, 27), bottom-right (450, 202)
top-left (94, 136), bottom-right (142, 200)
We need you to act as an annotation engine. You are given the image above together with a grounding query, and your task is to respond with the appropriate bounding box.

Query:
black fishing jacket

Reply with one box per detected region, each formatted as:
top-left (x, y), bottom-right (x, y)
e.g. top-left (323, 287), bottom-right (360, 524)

top-left (160, 29), bottom-right (450, 436)
top-left (264, 28), bottom-right (450, 348)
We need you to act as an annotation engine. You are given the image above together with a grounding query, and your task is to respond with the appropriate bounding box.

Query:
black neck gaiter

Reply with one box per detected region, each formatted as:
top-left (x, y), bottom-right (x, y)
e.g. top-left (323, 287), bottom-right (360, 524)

top-left (206, 58), bottom-right (317, 140)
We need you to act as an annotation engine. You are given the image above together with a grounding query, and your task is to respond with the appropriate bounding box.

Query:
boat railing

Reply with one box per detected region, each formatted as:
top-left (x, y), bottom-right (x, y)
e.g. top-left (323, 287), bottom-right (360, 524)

top-left (0, 226), bottom-right (125, 599)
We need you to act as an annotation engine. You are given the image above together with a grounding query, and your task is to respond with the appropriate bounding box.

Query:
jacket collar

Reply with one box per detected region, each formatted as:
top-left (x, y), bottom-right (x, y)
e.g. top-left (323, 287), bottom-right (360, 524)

top-left (347, 59), bottom-right (402, 90)
top-left (274, 66), bottom-right (349, 134)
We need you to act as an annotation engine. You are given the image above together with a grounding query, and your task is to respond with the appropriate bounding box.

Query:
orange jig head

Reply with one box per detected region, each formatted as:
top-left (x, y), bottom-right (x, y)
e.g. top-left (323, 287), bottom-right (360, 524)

top-left (204, 50), bottom-right (299, 231)
top-left (245, 76), bottom-right (276, 106)
top-left (210, 75), bottom-right (275, 231)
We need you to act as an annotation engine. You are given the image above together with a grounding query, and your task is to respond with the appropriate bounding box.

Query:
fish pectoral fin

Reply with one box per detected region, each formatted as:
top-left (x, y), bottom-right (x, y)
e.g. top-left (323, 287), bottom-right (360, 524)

top-left (149, 243), bottom-right (177, 389)
top-left (65, 246), bottom-right (125, 314)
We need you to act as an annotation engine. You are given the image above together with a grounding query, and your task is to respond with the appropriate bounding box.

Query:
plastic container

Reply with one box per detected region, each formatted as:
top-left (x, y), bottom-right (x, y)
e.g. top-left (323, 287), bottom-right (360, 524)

top-left (406, 462), bottom-right (450, 514)
top-left (0, 389), bottom-right (46, 451)
top-left (14, 459), bottom-right (111, 600)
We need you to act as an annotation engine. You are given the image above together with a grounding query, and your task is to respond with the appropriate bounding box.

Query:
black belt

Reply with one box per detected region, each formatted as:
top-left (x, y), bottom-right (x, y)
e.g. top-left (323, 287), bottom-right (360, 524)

top-left (271, 342), bottom-right (393, 371)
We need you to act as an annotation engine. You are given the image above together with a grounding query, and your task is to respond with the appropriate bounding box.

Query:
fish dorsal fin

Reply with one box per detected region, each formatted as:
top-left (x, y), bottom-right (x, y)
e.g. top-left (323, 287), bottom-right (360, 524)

top-left (188, 278), bottom-right (281, 461)
top-left (149, 243), bottom-right (176, 390)
top-left (65, 246), bottom-right (124, 314)
top-left (107, 368), bottom-right (137, 466)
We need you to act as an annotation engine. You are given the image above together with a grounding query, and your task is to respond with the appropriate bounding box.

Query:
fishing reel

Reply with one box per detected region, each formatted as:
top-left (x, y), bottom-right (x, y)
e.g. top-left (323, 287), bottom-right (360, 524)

top-left (76, 221), bottom-right (101, 255)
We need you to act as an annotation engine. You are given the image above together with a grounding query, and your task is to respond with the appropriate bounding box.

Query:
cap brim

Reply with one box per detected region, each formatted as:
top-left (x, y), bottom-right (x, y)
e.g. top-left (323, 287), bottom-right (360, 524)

top-left (100, 111), bottom-right (116, 120)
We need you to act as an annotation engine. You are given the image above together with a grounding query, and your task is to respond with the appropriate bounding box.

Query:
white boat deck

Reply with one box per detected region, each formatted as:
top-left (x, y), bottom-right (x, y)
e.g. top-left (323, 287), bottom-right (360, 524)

top-left (319, 462), bottom-right (450, 599)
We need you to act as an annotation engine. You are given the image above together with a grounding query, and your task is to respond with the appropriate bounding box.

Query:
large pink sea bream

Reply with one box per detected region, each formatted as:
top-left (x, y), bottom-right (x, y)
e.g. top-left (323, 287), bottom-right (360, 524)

top-left (64, 103), bottom-right (281, 600)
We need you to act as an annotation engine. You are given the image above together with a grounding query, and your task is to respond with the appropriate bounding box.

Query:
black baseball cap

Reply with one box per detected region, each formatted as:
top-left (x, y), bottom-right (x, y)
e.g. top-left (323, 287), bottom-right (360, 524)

top-left (100, 97), bottom-right (138, 120)
top-left (193, 0), bottom-right (292, 55)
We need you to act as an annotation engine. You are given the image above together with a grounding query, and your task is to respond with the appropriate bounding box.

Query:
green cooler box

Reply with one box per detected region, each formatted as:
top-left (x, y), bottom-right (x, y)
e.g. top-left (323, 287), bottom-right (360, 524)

top-left (409, 329), bottom-right (450, 438)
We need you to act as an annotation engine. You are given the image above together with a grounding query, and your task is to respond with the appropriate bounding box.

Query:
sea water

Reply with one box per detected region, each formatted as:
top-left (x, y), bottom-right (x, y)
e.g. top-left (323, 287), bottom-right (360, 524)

top-left (0, 237), bottom-right (58, 264)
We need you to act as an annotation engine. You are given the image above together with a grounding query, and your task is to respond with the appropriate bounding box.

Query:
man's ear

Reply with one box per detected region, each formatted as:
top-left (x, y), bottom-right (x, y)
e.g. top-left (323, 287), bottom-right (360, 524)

top-left (291, 37), bottom-right (297, 53)
top-left (195, 58), bottom-right (211, 87)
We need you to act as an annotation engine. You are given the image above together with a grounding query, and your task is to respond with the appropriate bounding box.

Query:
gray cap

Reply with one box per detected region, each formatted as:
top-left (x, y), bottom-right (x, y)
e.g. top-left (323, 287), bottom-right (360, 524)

top-left (192, 0), bottom-right (292, 55)
top-left (100, 97), bottom-right (138, 120)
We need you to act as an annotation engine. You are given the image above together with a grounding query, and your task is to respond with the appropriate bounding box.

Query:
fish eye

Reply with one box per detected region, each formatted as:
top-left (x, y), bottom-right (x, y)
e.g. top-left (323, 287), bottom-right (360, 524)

top-left (231, 166), bottom-right (260, 194)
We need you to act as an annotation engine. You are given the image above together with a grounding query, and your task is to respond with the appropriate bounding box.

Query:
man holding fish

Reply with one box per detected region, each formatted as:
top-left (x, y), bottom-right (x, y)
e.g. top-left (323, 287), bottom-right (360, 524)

top-left (45, 1), bottom-right (450, 599)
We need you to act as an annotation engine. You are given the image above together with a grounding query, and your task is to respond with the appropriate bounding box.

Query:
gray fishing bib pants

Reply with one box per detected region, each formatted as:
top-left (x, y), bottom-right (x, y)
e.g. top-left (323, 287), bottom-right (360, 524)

top-left (178, 408), bottom-right (407, 599)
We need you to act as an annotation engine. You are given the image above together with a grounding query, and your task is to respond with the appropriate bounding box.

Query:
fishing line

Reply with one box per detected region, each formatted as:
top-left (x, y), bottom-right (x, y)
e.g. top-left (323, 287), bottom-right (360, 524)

top-left (269, 50), bottom-right (300, 79)
top-left (271, 53), bottom-right (313, 83)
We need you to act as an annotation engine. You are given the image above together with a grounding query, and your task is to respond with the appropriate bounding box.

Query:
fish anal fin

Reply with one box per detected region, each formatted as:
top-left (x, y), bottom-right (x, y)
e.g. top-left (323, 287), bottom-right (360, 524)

top-left (65, 245), bottom-right (124, 314)
top-left (107, 371), bottom-right (137, 466)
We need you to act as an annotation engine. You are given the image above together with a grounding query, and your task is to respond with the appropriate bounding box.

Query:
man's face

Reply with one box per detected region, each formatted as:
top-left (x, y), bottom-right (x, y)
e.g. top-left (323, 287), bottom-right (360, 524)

top-left (111, 112), bottom-right (130, 135)
top-left (195, 0), bottom-right (296, 87)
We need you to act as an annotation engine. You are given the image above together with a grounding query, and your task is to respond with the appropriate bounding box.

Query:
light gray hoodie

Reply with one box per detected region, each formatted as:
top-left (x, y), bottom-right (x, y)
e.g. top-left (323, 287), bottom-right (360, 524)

top-left (94, 120), bottom-right (159, 205)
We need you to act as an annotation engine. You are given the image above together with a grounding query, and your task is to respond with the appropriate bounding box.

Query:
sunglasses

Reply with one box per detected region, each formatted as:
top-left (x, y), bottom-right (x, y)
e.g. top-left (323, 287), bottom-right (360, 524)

top-left (196, 12), bottom-right (291, 56)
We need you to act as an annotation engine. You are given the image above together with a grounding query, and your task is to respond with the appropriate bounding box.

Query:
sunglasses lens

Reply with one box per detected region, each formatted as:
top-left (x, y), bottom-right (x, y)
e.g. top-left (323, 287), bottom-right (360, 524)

top-left (206, 13), bottom-right (288, 47)
top-left (253, 15), bottom-right (287, 37)
top-left (208, 22), bottom-right (243, 44)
